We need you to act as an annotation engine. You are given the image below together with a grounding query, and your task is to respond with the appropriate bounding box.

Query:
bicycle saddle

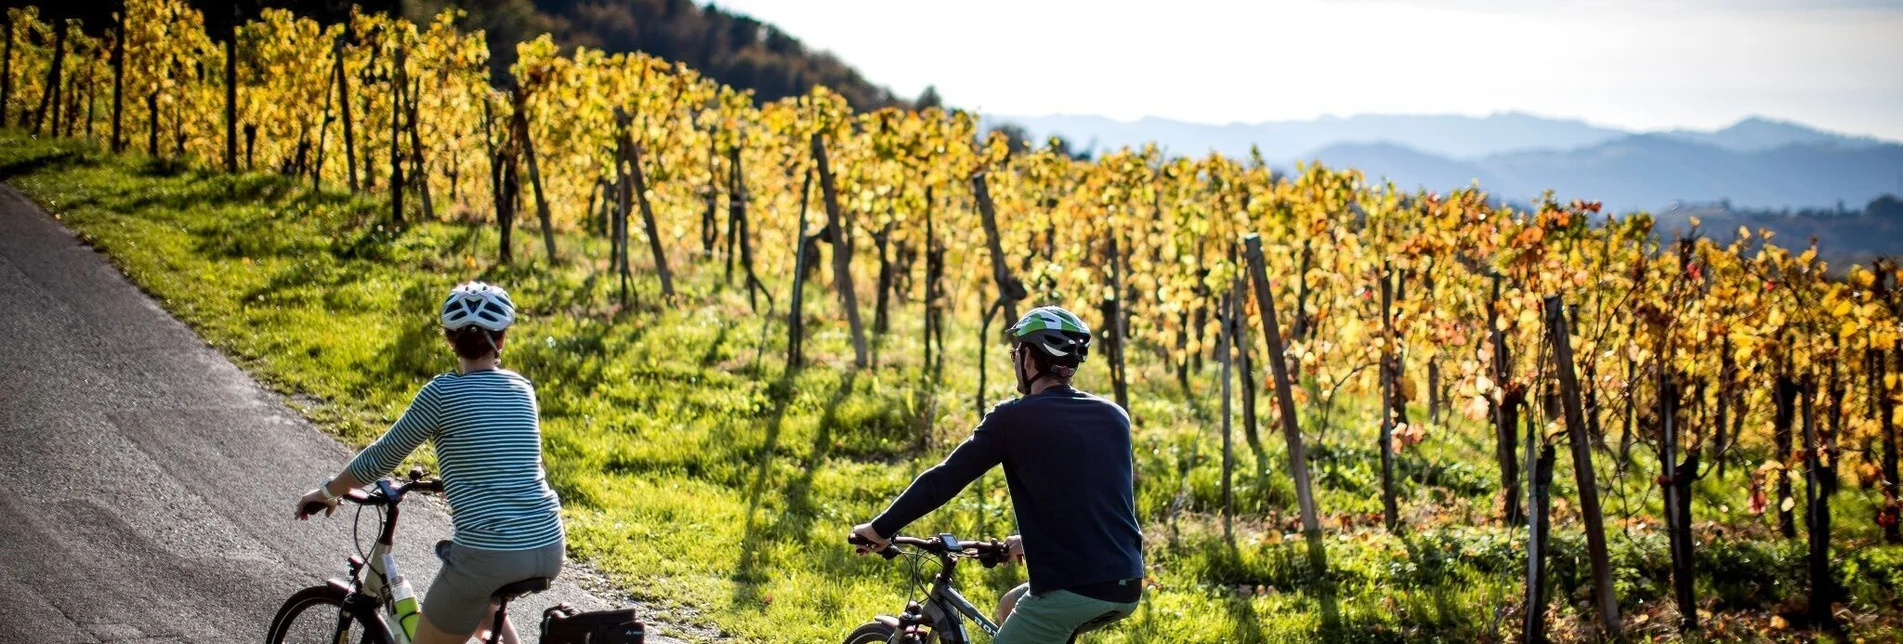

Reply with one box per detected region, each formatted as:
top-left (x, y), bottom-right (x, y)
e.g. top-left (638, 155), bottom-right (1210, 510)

top-left (494, 577), bottom-right (552, 600)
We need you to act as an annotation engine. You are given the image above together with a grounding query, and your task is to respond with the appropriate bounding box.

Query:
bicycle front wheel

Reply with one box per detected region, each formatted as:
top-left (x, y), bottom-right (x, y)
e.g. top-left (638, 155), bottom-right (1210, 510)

top-left (265, 584), bottom-right (394, 644)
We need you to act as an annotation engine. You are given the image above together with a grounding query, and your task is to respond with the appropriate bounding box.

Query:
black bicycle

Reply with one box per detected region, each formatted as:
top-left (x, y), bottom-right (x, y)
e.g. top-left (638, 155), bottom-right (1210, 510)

top-left (268, 468), bottom-right (550, 644)
top-left (844, 533), bottom-right (1014, 644)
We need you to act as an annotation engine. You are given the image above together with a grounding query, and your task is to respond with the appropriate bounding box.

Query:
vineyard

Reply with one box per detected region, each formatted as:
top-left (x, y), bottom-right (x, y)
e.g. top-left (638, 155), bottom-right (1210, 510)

top-left (5, 1), bottom-right (1903, 642)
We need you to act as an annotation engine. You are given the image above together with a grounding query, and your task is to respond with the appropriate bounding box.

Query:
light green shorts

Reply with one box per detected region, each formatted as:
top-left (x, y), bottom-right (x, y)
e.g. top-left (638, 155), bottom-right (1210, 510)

top-left (993, 585), bottom-right (1140, 644)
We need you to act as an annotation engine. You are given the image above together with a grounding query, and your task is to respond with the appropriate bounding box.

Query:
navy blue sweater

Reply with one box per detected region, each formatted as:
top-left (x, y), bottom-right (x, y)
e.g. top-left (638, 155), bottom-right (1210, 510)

top-left (871, 386), bottom-right (1144, 595)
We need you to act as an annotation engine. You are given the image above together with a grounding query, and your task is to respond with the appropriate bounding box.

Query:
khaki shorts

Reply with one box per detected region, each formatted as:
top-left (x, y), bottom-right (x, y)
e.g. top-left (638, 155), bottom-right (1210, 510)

top-left (425, 540), bottom-right (564, 635)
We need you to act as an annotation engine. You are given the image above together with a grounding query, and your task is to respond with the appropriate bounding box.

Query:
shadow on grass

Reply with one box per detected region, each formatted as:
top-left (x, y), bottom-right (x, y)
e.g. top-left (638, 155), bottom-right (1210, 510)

top-left (1303, 532), bottom-right (1342, 637)
top-left (0, 147), bottom-right (84, 182)
top-left (728, 372), bottom-right (799, 600)
top-left (731, 370), bottom-right (858, 606)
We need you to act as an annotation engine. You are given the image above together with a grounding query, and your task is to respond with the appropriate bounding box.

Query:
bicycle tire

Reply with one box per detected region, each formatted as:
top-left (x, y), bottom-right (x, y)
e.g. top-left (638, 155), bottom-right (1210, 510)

top-left (844, 620), bottom-right (916, 644)
top-left (265, 584), bottom-right (394, 644)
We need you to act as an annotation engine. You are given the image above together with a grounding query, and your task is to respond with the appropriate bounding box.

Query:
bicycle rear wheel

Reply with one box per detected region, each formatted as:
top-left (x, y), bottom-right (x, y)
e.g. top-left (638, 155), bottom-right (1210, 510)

top-left (265, 584), bottom-right (394, 644)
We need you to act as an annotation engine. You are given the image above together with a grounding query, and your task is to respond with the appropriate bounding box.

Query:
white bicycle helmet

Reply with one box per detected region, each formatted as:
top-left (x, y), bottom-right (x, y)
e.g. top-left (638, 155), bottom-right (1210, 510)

top-left (440, 281), bottom-right (516, 332)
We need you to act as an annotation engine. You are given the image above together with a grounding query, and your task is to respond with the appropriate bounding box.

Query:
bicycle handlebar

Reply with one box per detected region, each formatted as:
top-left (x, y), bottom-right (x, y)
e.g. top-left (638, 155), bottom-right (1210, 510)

top-left (300, 473), bottom-right (443, 517)
top-left (848, 533), bottom-right (1012, 568)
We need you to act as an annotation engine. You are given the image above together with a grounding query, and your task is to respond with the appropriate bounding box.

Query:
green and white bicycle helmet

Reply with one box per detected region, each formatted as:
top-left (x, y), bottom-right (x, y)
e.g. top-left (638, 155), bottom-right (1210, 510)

top-left (1006, 306), bottom-right (1092, 362)
top-left (440, 281), bottom-right (516, 332)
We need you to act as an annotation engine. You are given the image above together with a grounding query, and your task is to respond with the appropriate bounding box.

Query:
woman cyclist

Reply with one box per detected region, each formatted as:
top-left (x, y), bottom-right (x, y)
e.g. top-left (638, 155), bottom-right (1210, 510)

top-left (294, 281), bottom-right (564, 644)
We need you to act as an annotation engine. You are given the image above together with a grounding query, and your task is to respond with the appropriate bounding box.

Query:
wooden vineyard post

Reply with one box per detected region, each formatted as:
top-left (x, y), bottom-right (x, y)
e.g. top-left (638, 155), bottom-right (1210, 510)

top-left (312, 46), bottom-right (334, 192)
top-left (498, 140), bottom-right (519, 265)
top-left (516, 96), bottom-right (556, 263)
top-left (403, 77), bottom-right (433, 220)
top-left (1877, 263), bottom-right (1902, 543)
top-left (32, 19), bottom-right (64, 136)
top-left (977, 298), bottom-right (1004, 417)
top-left (1492, 275), bottom-right (1524, 525)
top-left (703, 132), bottom-right (720, 260)
top-left (110, 7), bottom-right (124, 151)
top-left (1233, 263), bottom-right (1263, 462)
top-left (923, 186), bottom-right (945, 379)
top-left (146, 88), bottom-right (158, 156)
top-left (387, 46), bottom-right (405, 224)
top-left (872, 221), bottom-right (893, 335)
top-left (811, 133), bottom-right (867, 367)
top-left (1243, 234), bottom-right (1321, 537)
top-left (222, 11), bottom-right (237, 173)
top-left (313, 103), bottom-right (331, 191)
top-left (1378, 262), bottom-right (1400, 531)
top-left (1801, 377), bottom-right (1836, 630)
top-left (1775, 374), bottom-right (1800, 538)
top-left (1659, 370), bottom-right (1698, 632)
top-left (785, 165), bottom-right (815, 370)
top-left (1105, 232), bottom-right (1131, 413)
top-left (614, 143), bottom-right (631, 304)
top-left (728, 140), bottom-right (768, 312)
top-left (1715, 334), bottom-right (1736, 478)
top-left (1, 14), bottom-right (12, 130)
top-left (358, 41), bottom-right (379, 191)
top-left (1891, 340), bottom-right (1903, 543)
top-left (610, 108), bottom-right (640, 306)
top-left (628, 139), bottom-right (675, 298)
top-left (335, 35), bottom-right (357, 192)
top-left (1523, 441), bottom-right (1557, 644)
top-left (1543, 295), bottom-right (1620, 635)
top-left (971, 171), bottom-right (1028, 324)
top-left (1219, 283), bottom-right (1235, 539)
top-left (81, 60), bottom-right (96, 139)
top-left (1292, 240), bottom-right (1312, 343)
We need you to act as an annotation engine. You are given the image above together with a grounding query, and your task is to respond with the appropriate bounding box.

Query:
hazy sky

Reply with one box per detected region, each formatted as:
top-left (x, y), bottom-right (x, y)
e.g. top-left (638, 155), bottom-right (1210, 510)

top-left (708, 0), bottom-right (1903, 139)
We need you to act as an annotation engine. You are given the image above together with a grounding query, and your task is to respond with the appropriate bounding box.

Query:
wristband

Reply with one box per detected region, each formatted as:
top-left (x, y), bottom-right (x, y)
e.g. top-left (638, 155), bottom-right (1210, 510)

top-left (317, 478), bottom-right (339, 501)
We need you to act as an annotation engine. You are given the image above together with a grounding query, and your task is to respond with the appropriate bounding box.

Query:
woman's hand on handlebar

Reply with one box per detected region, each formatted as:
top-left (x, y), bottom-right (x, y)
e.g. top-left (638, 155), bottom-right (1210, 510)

top-left (1003, 534), bottom-right (1024, 566)
top-left (295, 471), bottom-right (368, 520)
top-left (294, 487), bottom-right (339, 520)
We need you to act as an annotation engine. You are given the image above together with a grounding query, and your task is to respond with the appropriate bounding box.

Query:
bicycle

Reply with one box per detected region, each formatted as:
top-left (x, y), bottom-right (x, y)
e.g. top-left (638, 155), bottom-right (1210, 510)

top-left (843, 533), bottom-right (1014, 644)
top-left (267, 468), bottom-right (550, 644)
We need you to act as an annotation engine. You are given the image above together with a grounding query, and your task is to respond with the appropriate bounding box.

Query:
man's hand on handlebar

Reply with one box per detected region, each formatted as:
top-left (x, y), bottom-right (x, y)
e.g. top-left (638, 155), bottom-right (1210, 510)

top-left (849, 523), bottom-right (889, 554)
top-left (1004, 534), bottom-right (1024, 566)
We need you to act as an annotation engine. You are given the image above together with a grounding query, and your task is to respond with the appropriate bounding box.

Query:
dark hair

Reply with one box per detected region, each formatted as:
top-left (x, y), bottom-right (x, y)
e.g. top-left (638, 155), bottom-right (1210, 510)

top-left (445, 327), bottom-right (504, 359)
top-left (1021, 343), bottom-right (1080, 379)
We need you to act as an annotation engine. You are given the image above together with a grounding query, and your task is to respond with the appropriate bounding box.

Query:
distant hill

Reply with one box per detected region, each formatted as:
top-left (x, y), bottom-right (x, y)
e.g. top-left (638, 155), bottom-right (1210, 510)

top-left (1667, 195), bottom-right (1903, 268)
top-left (1660, 116), bottom-right (1889, 153)
top-left (404, 0), bottom-right (909, 110)
top-left (982, 112), bottom-right (1633, 161)
top-left (1302, 134), bottom-right (1903, 215)
top-left (992, 112), bottom-right (1903, 215)
top-left (10, 0), bottom-right (914, 112)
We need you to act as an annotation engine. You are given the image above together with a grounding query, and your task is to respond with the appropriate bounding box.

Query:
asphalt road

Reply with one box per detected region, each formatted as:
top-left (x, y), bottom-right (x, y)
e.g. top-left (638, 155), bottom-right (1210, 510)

top-left (0, 184), bottom-right (688, 643)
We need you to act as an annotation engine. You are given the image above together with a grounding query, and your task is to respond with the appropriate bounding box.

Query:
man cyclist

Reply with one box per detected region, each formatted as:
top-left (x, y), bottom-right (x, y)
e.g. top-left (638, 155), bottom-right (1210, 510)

top-left (852, 306), bottom-right (1145, 643)
top-left (294, 281), bottom-right (564, 644)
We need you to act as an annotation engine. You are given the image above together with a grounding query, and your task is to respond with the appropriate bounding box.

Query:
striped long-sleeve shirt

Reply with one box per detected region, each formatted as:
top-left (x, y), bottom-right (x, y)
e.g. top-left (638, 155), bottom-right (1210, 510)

top-left (345, 369), bottom-right (564, 551)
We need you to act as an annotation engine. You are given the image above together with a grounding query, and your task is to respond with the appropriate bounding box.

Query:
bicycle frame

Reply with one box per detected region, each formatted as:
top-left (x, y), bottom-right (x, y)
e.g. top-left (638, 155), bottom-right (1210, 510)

top-left (897, 545), bottom-right (1000, 644)
top-left (917, 582), bottom-right (998, 644)
top-left (332, 479), bottom-right (423, 644)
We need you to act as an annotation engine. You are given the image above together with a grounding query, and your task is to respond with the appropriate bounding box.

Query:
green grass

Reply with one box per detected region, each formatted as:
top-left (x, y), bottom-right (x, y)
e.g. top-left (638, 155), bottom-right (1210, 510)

top-left (4, 130), bottom-right (1900, 643)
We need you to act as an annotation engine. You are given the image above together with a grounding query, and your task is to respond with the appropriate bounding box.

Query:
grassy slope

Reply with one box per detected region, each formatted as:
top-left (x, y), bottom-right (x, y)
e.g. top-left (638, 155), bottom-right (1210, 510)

top-left (4, 131), bottom-right (1901, 643)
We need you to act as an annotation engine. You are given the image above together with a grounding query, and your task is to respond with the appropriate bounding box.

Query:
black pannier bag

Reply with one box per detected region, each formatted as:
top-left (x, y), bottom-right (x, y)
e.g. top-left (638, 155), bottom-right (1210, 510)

top-left (540, 602), bottom-right (645, 644)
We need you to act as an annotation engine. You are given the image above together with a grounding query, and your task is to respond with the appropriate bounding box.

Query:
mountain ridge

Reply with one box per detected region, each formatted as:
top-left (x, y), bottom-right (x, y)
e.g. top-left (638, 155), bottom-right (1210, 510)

top-left (988, 112), bottom-right (1903, 214)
